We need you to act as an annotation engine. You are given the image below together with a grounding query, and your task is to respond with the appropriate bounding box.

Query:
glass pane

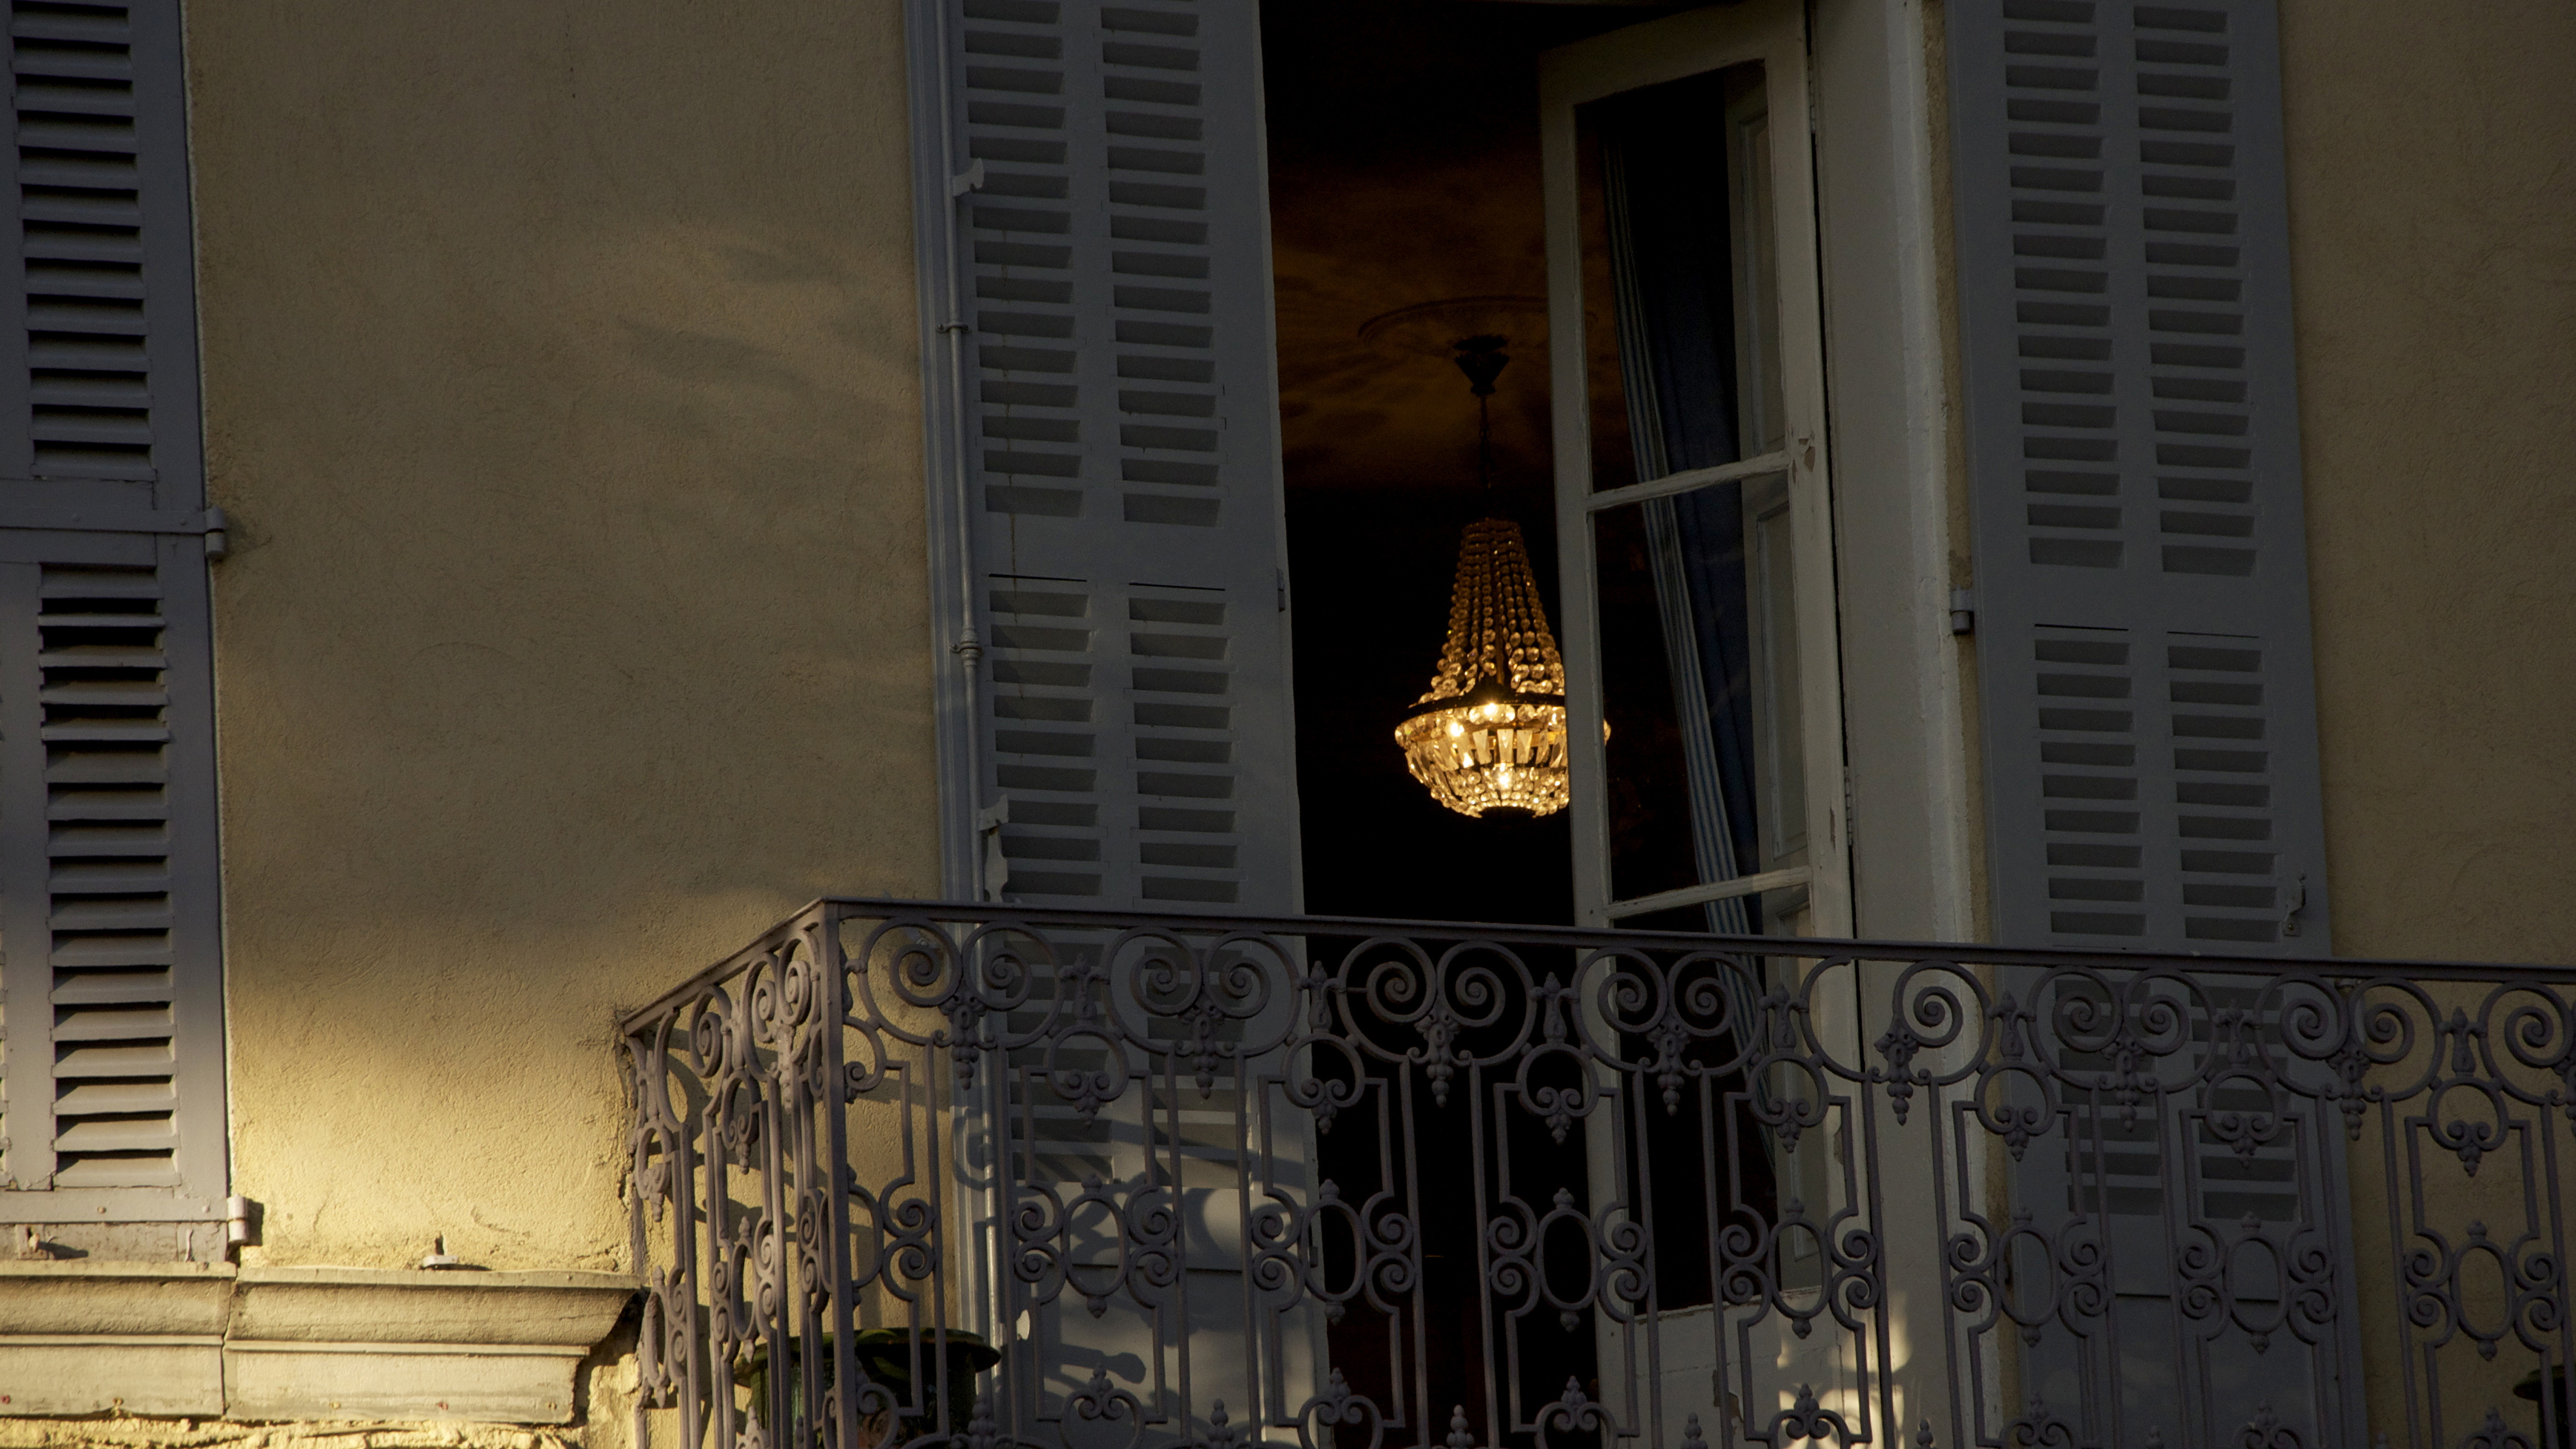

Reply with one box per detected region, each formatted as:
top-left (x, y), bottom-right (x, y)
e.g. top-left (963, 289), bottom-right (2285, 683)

top-left (1574, 61), bottom-right (1783, 497)
top-left (1592, 476), bottom-right (1804, 925)
top-left (1572, 59), bottom-right (1804, 926)
top-left (1729, 90), bottom-right (1785, 457)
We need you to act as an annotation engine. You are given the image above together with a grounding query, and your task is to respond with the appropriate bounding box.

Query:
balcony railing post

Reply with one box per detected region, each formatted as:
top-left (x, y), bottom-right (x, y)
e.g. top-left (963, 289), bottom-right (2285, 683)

top-left (809, 902), bottom-right (861, 1449)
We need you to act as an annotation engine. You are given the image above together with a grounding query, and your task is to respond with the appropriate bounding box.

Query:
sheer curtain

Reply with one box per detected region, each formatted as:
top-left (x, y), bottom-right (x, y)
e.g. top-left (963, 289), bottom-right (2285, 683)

top-left (1598, 89), bottom-right (1763, 935)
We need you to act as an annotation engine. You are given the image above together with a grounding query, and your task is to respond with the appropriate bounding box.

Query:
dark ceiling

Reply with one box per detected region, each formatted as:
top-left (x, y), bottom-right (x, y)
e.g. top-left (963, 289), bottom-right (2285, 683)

top-left (1263, 0), bottom-right (1670, 509)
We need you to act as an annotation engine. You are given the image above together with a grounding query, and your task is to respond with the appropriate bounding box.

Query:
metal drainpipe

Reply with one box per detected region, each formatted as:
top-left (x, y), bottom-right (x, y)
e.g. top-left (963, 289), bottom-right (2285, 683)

top-left (929, 0), bottom-right (988, 903)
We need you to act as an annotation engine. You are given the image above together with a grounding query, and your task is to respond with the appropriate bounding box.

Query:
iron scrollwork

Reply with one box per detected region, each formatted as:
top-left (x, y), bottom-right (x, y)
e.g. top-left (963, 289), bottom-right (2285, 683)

top-left (622, 901), bottom-right (2576, 1449)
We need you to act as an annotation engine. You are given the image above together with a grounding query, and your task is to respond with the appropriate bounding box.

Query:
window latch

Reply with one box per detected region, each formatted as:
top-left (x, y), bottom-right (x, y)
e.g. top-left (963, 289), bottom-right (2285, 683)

top-left (2281, 872), bottom-right (2307, 938)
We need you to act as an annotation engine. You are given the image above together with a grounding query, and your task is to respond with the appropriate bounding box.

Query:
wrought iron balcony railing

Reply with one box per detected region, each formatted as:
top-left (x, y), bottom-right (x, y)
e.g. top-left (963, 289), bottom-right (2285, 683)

top-left (620, 900), bottom-right (2576, 1449)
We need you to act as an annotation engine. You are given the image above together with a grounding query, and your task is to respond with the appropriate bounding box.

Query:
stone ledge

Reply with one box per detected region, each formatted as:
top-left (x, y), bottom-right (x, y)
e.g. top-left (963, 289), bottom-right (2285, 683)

top-left (0, 1264), bottom-right (635, 1425)
top-left (0, 1262), bottom-right (236, 1337)
top-left (0, 1416), bottom-right (586, 1449)
top-left (231, 1267), bottom-right (636, 1350)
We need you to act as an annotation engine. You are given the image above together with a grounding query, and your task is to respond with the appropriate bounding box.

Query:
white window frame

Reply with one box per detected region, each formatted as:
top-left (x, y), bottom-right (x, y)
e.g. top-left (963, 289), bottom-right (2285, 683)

top-left (1538, 0), bottom-right (1853, 936)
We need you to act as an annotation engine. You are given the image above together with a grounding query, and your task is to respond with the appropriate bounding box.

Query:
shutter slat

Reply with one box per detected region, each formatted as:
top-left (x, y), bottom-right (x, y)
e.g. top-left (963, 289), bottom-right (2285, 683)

top-left (12, 89), bottom-right (135, 121)
top-left (51, 872), bottom-right (171, 900)
top-left (52, 1040), bottom-right (171, 1075)
top-left (25, 269), bottom-right (150, 301)
top-left (31, 422), bottom-right (153, 450)
top-left (22, 231), bottom-right (141, 262)
top-left (18, 194), bottom-right (140, 226)
top-left (38, 606), bottom-right (161, 622)
top-left (54, 1118), bottom-right (175, 1150)
top-left (28, 300), bottom-right (149, 333)
top-left (50, 1002), bottom-right (170, 1040)
top-left (49, 937), bottom-right (170, 968)
top-left (27, 336), bottom-right (146, 368)
top-left (11, 51), bottom-right (134, 84)
top-left (49, 901), bottom-right (172, 931)
top-left (51, 967), bottom-right (168, 1002)
top-left (51, 1162), bottom-right (180, 1189)
top-left (22, 454), bottom-right (153, 481)
top-left (18, 158), bottom-right (141, 190)
top-left (53, 1078), bottom-right (167, 1111)
top-left (47, 794), bottom-right (166, 820)
top-left (38, 655), bottom-right (164, 673)
top-left (10, 8), bottom-right (134, 43)
top-left (17, 118), bottom-right (137, 153)
top-left (39, 723), bottom-right (167, 742)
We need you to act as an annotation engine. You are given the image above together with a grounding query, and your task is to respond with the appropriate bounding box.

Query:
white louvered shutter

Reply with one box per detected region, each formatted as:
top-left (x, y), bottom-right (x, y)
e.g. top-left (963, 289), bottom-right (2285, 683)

top-left (912, 0), bottom-right (1320, 1441)
top-left (1951, 0), bottom-right (2327, 956)
top-left (927, 0), bottom-right (1298, 915)
top-left (1948, 4), bottom-right (2361, 1444)
top-left (0, 0), bottom-right (225, 1220)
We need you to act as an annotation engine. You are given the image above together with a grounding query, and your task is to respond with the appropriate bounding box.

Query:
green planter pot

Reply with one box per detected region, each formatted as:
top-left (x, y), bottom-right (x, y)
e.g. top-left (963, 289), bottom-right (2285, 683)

top-left (735, 1327), bottom-right (1002, 1444)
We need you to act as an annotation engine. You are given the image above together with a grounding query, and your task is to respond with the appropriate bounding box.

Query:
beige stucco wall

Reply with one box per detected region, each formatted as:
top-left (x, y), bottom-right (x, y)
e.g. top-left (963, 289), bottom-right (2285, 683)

top-left (187, 0), bottom-right (936, 1275)
top-left (2278, 4), bottom-right (2576, 1441)
top-left (2281, 0), bottom-right (2576, 968)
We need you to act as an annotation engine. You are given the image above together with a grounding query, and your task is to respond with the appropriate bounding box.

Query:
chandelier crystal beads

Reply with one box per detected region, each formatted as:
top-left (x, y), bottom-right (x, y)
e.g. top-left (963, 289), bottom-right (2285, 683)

top-left (1394, 517), bottom-right (1574, 818)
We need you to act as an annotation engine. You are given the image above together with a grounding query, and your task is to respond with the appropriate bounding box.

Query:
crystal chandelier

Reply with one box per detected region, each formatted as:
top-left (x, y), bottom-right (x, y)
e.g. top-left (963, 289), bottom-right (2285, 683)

top-left (1362, 304), bottom-right (1576, 819)
top-left (1394, 516), bottom-right (1574, 817)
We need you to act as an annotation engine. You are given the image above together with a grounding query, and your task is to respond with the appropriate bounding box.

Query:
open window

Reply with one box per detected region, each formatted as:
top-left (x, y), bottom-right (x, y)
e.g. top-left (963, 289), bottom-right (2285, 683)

top-left (1262, 2), bottom-right (1862, 1442)
top-left (1265, 0), bottom-right (1847, 942)
top-left (1540, 0), bottom-right (1850, 939)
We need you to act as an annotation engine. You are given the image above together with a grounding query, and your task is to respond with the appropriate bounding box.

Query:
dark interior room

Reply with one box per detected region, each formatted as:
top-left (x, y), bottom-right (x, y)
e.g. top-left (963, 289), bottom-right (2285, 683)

top-left (1264, 1), bottom-right (1677, 930)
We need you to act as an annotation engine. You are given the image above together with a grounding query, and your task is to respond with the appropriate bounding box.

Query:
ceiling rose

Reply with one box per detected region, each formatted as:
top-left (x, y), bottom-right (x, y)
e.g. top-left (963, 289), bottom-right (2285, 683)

top-left (1357, 295), bottom-right (1548, 363)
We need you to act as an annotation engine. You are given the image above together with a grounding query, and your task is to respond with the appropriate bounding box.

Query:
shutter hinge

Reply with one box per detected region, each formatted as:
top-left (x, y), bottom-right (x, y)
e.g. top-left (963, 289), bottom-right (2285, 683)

top-left (1277, 568), bottom-right (1287, 613)
top-left (953, 626), bottom-right (983, 665)
top-left (2281, 872), bottom-right (2308, 938)
top-left (0, 506), bottom-right (233, 552)
top-left (950, 159), bottom-right (988, 197)
top-left (976, 799), bottom-right (1011, 901)
top-left (225, 1195), bottom-right (259, 1256)
top-left (1949, 587), bottom-right (1974, 635)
